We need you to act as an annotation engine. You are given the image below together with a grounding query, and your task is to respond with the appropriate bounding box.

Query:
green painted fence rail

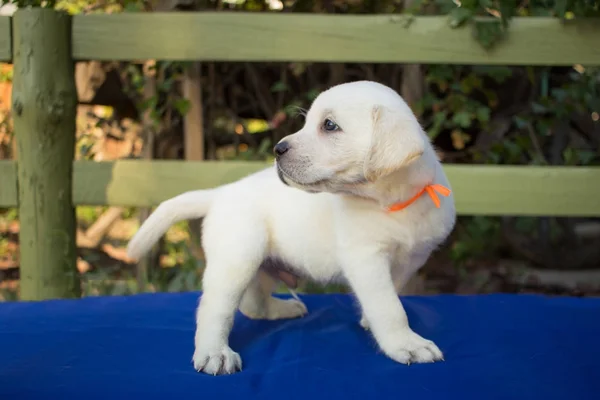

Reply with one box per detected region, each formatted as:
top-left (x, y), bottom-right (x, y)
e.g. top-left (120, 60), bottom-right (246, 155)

top-left (1, 160), bottom-right (600, 217)
top-left (71, 14), bottom-right (600, 65)
top-left (0, 14), bottom-right (600, 64)
top-left (0, 9), bottom-right (599, 300)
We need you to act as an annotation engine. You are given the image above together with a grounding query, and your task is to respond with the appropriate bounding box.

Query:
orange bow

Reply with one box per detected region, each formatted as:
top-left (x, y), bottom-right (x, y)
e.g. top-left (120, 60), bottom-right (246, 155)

top-left (387, 184), bottom-right (452, 213)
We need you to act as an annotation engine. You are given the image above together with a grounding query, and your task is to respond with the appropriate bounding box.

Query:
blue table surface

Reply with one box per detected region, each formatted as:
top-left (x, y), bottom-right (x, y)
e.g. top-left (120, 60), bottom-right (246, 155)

top-left (1, 292), bottom-right (599, 400)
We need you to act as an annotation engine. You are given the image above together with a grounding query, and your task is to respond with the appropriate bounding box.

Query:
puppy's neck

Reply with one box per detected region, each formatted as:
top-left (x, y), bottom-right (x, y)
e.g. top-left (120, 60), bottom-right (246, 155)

top-left (347, 148), bottom-right (440, 211)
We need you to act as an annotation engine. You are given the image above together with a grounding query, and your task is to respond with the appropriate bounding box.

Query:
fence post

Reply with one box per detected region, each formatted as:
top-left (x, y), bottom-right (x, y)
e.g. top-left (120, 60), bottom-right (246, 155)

top-left (12, 8), bottom-right (80, 300)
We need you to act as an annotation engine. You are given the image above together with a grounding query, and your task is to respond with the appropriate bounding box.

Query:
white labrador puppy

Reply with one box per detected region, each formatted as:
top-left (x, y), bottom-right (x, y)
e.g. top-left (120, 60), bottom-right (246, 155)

top-left (127, 80), bottom-right (456, 375)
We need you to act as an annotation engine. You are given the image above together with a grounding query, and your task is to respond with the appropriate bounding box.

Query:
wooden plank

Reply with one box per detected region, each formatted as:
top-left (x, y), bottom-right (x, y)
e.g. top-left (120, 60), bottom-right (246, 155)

top-left (0, 160), bottom-right (17, 206)
top-left (72, 14), bottom-right (600, 65)
top-left (73, 160), bottom-right (269, 206)
top-left (2, 160), bottom-right (600, 216)
top-left (0, 16), bottom-right (11, 62)
top-left (444, 165), bottom-right (600, 216)
top-left (74, 161), bottom-right (600, 216)
top-left (12, 9), bottom-right (80, 300)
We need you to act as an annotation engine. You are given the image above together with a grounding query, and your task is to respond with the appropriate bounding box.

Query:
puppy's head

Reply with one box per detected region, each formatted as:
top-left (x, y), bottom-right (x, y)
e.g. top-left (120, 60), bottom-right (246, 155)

top-left (275, 81), bottom-right (427, 194)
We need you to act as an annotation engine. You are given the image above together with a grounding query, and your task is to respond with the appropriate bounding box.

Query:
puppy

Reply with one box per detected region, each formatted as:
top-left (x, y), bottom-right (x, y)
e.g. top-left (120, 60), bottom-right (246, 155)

top-left (126, 80), bottom-right (456, 375)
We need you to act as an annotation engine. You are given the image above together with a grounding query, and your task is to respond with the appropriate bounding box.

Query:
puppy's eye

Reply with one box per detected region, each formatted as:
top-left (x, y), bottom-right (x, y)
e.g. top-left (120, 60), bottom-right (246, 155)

top-left (323, 118), bottom-right (340, 132)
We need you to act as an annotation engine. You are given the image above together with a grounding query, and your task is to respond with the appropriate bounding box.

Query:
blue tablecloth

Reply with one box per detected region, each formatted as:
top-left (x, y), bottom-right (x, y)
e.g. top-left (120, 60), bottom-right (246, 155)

top-left (1, 292), bottom-right (599, 399)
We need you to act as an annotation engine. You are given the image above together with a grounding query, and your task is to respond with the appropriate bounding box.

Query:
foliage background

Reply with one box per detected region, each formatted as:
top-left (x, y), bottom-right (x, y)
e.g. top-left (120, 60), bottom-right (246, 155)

top-left (0, 0), bottom-right (599, 300)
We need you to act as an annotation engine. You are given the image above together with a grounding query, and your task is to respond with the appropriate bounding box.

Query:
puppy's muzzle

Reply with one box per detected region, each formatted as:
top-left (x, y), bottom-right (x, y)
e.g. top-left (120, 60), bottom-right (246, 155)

top-left (276, 164), bottom-right (289, 186)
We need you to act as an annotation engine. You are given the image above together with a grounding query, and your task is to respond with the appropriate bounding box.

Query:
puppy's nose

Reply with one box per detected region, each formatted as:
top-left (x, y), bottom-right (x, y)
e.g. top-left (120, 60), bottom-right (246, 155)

top-left (273, 141), bottom-right (290, 158)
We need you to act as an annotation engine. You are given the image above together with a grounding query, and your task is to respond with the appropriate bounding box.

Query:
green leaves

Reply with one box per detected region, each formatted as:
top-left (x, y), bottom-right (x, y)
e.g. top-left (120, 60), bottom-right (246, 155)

top-left (270, 81), bottom-right (288, 93)
top-left (563, 148), bottom-right (597, 165)
top-left (449, 6), bottom-right (473, 28)
top-left (475, 107), bottom-right (491, 123)
top-left (498, 0), bottom-right (517, 26)
top-left (472, 66), bottom-right (512, 83)
top-left (452, 111), bottom-right (472, 128)
top-left (173, 98), bottom-right (191, 116)
top-left (554, 0), bottom-right (569, 17)
top-left (447, 3), bottom-right (506, 49)
top-left (472, 19), bottom-right (506, 49)
top-left (305, 88), bottom-right (320, 101)
top-left (428, 110), bottom-right (447, 140)
top-left (422, 64), bottom-right (501, 149)
top-left (122, 0), bottom-right (144, 12)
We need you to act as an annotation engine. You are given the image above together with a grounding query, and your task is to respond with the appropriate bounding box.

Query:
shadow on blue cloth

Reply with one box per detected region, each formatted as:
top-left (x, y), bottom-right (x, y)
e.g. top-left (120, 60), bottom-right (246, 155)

top-left (1, 292), bottom-right (599, 400)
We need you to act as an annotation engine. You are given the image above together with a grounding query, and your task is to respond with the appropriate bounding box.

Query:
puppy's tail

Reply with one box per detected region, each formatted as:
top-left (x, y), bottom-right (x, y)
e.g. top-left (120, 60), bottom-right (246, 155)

top-left (126, 189), bottom-right (215, 260)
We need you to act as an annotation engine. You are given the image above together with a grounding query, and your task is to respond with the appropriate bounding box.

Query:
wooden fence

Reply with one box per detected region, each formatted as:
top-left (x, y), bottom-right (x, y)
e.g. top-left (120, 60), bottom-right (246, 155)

top-left (0, 9), bottom-right (599, 300)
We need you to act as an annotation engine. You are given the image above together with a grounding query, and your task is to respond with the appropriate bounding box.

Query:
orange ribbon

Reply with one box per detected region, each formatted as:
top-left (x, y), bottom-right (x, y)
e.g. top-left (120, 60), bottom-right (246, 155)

top-left (387, 184), bottom-right (452, 213)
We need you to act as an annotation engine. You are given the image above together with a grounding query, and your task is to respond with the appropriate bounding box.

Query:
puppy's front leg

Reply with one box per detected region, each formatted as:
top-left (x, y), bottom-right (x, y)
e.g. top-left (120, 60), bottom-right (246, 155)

top-left (359, 266), bottom-right (416, 330)
top-left (343, 253), bottom-right (443, 364)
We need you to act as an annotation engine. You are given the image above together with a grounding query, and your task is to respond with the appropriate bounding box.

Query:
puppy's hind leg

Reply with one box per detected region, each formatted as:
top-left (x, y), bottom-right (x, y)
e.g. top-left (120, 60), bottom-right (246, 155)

top-left (192, 217), bottom-right (267, 375)
top-left (239, 268), bottom-right (307, 320)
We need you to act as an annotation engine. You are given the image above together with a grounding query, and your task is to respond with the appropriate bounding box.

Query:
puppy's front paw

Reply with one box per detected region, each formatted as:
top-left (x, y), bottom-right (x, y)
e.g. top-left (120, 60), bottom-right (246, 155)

top-left (266, 297), bottom-right (307, 320)
top-left (382, 330), bottom-right (443, 365)
top-left (193, 345), bottom-right (242, 375)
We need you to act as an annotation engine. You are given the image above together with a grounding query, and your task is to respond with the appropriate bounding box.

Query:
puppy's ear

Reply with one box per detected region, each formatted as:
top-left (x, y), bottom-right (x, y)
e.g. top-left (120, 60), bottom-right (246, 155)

top-left (363, 105), bottom-right (426, 182)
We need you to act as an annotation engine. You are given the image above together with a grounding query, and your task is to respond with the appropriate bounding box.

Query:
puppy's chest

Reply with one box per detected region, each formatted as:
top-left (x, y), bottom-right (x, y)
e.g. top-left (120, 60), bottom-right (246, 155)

top-left (379, 208), bottom-right (452, 253)
top-left (382, 218), bottom-right (446, 269)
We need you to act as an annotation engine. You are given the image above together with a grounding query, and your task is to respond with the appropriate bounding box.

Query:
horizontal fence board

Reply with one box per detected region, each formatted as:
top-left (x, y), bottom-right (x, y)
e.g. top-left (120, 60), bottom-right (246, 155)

top-left (0, 16), bottom-right (10, 61)
top-left (73, 160), bottom-right (268, 207)
top-left (72, 13), bottom-right (600, 65)
top-left (2, 160), bottom-right (600, 216)
top-left (0, 160), bottom-right (17, 206)
top-left (447, 164), bottom-right (600, 216)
